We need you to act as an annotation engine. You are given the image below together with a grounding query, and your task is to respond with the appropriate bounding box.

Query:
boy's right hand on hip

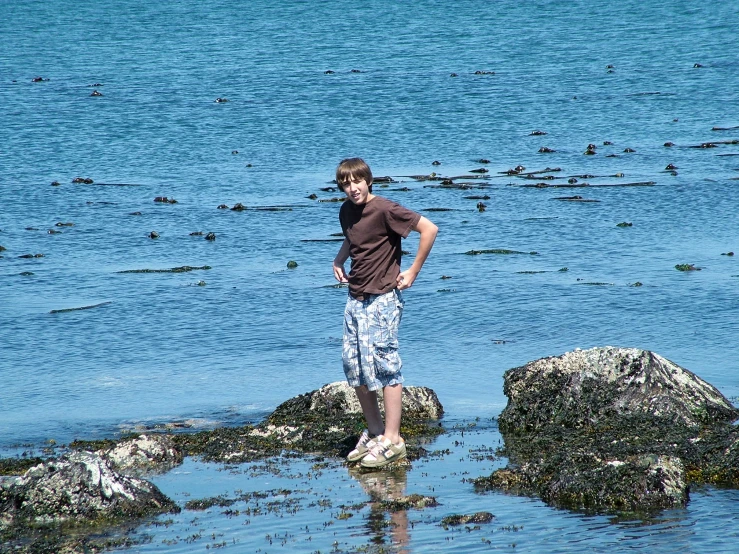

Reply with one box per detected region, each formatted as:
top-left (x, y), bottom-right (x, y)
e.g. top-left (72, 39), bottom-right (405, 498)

top-left (333, 264), bottom-right (349, 283)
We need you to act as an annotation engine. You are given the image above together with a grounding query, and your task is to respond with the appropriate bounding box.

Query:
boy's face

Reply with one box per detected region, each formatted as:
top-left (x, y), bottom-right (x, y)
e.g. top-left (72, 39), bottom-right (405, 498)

top-left (342, 177), bottom-right (373, 205)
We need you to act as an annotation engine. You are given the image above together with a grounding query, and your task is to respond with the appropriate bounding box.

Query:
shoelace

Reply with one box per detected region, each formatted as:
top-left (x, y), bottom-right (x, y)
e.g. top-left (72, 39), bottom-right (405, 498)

top-left (351, 431), bottom-right (373, 454)
top-left (367, 439), bottom-right (392, 460)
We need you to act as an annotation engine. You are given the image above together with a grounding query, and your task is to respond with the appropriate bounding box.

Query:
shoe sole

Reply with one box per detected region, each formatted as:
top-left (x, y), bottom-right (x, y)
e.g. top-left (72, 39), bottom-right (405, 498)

top-left (347, 439), bottom-right (377, 463)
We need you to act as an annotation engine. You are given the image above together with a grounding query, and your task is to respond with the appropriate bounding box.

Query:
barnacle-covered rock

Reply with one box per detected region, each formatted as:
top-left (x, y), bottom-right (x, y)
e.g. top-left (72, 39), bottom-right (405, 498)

top-left (0, 451), bottom-right (178, 526)
top-left (499, 346), bottom-right (738, 432)
top-left (476, 347), bottom-right (739, 514)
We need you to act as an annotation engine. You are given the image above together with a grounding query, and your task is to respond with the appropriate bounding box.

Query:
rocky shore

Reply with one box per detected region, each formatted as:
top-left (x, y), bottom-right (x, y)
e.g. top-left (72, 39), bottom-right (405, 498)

top-left (2, 349), bottom-right (738, 552)
top-left (0, 383), bottom-right (444, 552)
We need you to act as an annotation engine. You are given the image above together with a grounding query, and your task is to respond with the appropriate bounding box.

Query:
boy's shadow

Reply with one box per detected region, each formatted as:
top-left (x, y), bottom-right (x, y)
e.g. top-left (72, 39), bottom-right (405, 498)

top-left (348, 467), bottom-right (411, 548)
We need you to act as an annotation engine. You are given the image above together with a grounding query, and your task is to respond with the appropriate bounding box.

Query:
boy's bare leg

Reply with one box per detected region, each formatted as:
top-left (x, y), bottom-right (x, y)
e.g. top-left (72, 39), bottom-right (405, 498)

top-left (382, 383), bottom-right (403, 444)
top-left (354, 385), bottom-right (384, 437)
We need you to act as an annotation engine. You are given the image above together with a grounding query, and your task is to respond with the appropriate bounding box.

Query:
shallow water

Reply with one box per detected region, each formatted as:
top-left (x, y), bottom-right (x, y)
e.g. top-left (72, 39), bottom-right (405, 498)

top-left (2, 0), bottom-right (739, 551)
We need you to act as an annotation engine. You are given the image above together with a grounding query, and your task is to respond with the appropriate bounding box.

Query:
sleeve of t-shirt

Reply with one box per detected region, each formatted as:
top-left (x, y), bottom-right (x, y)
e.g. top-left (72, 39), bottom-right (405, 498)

top-left (385, 200), bottom-right (421, 238)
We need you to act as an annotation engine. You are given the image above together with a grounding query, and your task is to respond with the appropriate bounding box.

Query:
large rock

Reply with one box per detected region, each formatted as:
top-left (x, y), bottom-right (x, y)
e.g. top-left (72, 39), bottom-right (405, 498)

top-left (499, 346), bottom-right (739, 431)
top-left (0, 451), bottom-right (179, 526)
top-left (476, 347), bottom-right (739, 513)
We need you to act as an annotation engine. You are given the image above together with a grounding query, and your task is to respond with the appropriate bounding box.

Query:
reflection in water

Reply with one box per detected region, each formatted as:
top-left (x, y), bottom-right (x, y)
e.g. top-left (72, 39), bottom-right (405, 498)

top-left (349, 467), bottom-right (410, 551)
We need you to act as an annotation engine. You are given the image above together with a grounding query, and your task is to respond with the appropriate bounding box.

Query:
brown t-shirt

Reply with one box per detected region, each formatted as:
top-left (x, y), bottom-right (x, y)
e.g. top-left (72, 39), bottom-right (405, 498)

top-left (340, 196), bottom-right (421, 300)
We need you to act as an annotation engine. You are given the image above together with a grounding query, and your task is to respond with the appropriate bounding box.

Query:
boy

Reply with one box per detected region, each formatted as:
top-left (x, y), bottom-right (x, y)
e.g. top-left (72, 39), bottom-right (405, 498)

top-left (332, 158), bottom-right (438, 468)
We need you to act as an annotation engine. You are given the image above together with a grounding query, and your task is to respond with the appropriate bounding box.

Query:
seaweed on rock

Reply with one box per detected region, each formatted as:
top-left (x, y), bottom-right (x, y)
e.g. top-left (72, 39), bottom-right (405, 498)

top-left (475, 347), bottom-right (739, 514)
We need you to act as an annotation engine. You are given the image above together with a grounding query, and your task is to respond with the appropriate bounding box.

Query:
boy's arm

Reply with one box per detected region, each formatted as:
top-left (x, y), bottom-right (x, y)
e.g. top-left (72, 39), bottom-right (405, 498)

top-left (397, 216), bottom-right (438, 290)
top-left (333, 238), bottom-right (350, 283)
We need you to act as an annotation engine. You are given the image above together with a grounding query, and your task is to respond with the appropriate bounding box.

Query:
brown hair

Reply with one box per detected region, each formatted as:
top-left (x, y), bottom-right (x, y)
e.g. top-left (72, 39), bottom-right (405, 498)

top-left (336, 158), bottom-right (373, 192)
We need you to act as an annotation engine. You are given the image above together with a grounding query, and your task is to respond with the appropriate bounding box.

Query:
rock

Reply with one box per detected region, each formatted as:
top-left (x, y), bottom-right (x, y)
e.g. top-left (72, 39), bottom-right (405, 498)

top-left (477, 347), bottom-right (739, 513)
top-left (99, 434), bottom-right (183, 475)
top-left (274, 381), bottom-right (444, 421)
top-left (542, 454), bottom-right (688, 511)
top-left (179, 383), bottom-right (444, 464)
top-left (441, 511), bottom-right (495, 526)
top-left (0, 451), bottom-right (178, 526)
top-left (379, 494), bottom-right (439, 511)
top-left (499, 347), bottom-right (738, 431)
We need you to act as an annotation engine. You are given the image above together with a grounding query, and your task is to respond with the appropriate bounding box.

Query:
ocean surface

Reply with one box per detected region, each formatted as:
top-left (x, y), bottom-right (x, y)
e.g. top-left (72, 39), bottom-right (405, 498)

top-left (2, 0), bottom-right (739, 551)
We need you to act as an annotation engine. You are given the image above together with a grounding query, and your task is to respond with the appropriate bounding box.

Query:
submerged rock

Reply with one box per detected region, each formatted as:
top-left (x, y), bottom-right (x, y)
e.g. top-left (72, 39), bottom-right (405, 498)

top-left (476, 347), bottom-right (739, 513)
top-left (441, 511), bottom-right (495, 526)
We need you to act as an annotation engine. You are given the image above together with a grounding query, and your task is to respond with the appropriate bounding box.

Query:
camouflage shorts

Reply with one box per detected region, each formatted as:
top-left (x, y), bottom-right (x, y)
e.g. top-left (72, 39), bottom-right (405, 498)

top-left (342, 289), bottom-right (405, 391)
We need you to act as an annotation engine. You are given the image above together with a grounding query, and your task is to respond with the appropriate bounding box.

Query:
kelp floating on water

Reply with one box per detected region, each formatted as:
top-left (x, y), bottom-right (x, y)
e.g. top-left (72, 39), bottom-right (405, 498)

top-left (118, 265), bottom-right (212, 274)
top-left (516, 181), bottom-right (655, 189)
top-left (464, 249), bottom-right (537, 256)
top-left (50, 301), bottom-right (112, 314)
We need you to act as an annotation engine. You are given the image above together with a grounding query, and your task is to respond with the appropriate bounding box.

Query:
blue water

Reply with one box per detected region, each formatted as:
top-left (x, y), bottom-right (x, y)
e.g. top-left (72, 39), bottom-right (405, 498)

top-left (2, 0), bottom-right (739, 551)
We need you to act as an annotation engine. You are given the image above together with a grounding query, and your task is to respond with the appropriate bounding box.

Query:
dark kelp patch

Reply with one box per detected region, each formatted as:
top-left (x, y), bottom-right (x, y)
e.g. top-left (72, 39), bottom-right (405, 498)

top-left (117, 265), bottom-right (211, 274)
top-left (551, 196), bottom-right (600, 202)
top-left (49, 301), bottom-right (112, 314)
top-left (464, 249), bottom-right (536, 256)
top-left (517, 181), bottom-right (655, 189)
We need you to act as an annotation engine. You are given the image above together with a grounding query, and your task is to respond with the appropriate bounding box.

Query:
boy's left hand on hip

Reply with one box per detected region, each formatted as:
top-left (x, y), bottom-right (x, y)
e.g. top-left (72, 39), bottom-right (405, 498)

top-left (396, 270), bottom-right (417, 290)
